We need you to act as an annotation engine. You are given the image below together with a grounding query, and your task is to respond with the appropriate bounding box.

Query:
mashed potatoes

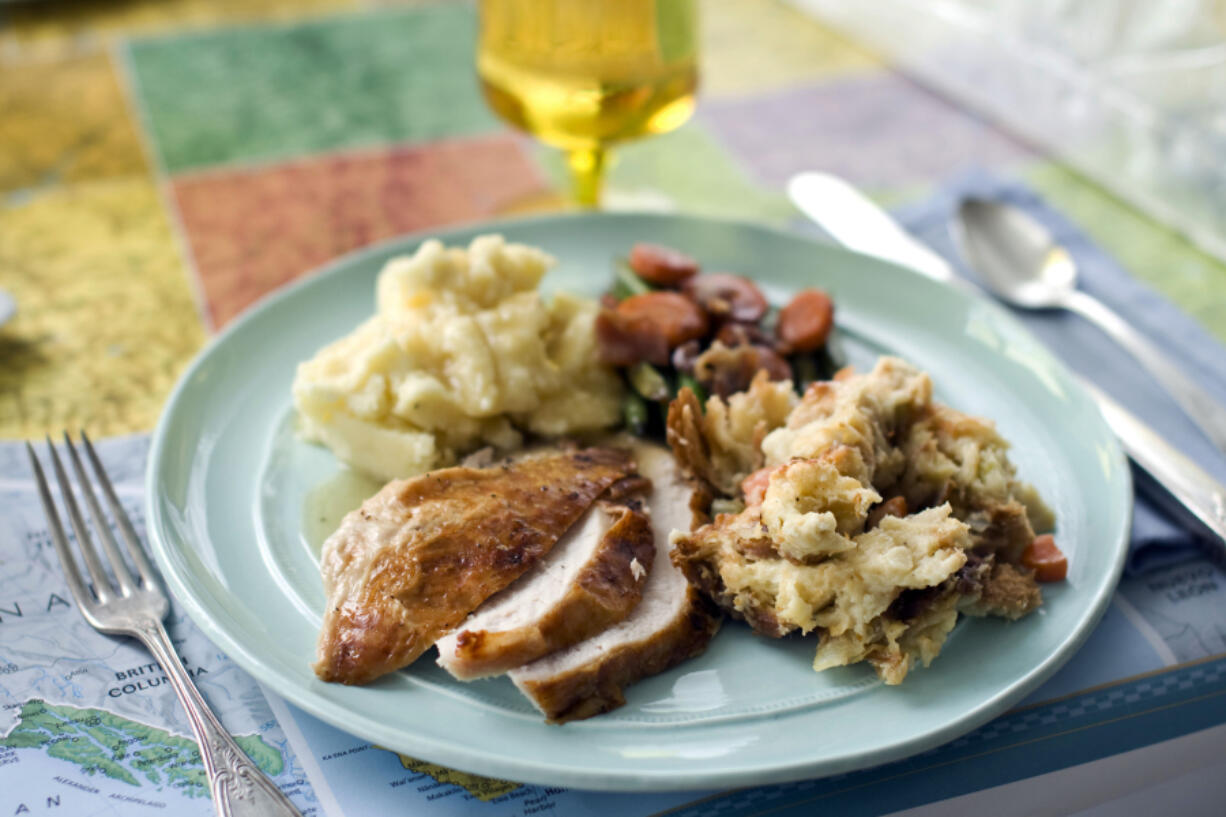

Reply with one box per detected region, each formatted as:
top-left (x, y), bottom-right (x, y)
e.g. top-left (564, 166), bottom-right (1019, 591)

top-left (293, 235), bottom-right (623, 481)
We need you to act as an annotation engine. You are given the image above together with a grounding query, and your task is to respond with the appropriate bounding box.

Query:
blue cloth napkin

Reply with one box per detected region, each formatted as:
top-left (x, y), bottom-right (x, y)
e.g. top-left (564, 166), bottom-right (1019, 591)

top-left (887, 171), bottom-right (1226, 574)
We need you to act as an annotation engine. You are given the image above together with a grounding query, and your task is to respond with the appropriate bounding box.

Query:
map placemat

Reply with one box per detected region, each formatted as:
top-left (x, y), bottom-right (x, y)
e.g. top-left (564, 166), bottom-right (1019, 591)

top-left (4, 0), bottom-right (1226, 814)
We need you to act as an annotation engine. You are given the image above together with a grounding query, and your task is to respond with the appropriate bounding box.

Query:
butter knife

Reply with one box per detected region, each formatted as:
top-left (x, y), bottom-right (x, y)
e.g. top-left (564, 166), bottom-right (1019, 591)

top-left (787, 171), bottom-right (1226, 553)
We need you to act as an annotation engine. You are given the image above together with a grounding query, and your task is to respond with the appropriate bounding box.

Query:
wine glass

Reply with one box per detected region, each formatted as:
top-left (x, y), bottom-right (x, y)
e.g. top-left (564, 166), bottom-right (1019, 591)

top-left (477, 0), bottom-right (699, 208)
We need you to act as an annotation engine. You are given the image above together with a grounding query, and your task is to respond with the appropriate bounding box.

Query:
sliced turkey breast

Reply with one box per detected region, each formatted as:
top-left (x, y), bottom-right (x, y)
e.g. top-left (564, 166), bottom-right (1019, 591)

top-left (313, 447), bottom-right (634, 685)
top-left (508, 442), bottom-right (722, 723)
top-left (436, 499), bottom-right (655, 681)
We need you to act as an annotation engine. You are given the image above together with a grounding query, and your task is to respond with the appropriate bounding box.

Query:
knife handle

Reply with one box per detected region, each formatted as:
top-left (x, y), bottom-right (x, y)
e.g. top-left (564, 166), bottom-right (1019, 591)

top-left (1083, 381), bottom-right (1226, 557)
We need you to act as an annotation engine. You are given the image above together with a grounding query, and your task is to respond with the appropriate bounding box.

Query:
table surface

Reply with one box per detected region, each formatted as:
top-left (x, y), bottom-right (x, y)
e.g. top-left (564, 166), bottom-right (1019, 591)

top-left (4, 1), bottom-right (1226, 814)
top-left (4, 0), bottom-right (1226, 442)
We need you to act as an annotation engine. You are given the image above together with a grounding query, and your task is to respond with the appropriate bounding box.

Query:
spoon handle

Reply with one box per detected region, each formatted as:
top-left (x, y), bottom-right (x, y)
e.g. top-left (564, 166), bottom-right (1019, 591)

top-left (1064, 289), bottom-right (1226, 455)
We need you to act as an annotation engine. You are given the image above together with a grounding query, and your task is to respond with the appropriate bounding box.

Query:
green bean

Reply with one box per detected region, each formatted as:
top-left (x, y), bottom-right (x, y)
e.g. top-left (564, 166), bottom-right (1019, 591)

top-left (762, 304), bottom-right (780, 331)
top-left (815, 332), bottom-right (846, 380)
top-left (677, 373), bottom-right (707, 405)
top-left (610, 258), bottom-right (653, 300)
top-left (791, 353), bottom-right (820, 391)
top-left (627, 361), bottom-right (670, 401)
top-left (622, 389), bottom-right (650, 436)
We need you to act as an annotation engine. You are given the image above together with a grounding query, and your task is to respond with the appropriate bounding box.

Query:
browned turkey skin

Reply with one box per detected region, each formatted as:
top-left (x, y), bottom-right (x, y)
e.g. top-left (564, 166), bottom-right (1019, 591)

top-left (314, 448), bottom-right (635, 685)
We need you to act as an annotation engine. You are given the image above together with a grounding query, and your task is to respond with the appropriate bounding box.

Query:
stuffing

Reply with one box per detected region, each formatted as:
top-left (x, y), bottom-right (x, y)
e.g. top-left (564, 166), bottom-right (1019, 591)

top-left (668, 356), bottom-right (1051, 684)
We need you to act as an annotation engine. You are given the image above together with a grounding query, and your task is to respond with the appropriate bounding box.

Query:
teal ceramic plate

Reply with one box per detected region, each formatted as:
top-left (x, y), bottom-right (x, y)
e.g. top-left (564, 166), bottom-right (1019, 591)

top-left (146, 213), bottom-right (1131, 791)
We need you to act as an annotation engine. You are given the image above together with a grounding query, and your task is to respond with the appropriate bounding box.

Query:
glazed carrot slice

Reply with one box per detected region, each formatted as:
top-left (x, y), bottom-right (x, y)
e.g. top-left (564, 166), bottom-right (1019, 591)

top-left (595, 309), bottom-right (669, 367)
top-left (617, 292), bottom-right (710, 348)
top-left (740, 465), bottom-right (782, 506)
top-left (629, 243), bottom-right (700, 286)
top-left (1022, 534), bottom-right (1068, 582)
top-left (777, 289), bottom-right (835, 353)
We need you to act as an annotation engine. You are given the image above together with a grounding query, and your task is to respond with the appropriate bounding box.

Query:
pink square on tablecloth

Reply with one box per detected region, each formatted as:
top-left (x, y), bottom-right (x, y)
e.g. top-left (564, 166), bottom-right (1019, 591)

top-left (172, 133), bottom-right (548, 328)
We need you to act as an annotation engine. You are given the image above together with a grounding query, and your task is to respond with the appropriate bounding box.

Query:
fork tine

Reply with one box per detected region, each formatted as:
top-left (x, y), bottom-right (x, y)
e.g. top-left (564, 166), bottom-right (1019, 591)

top-left (80, 430), bottom-right (160, 590)
top-left (45, 435), bottom-right (114, 603)
top-left (63, 432), bottom-right (137, 596)
top-left (27, 442), bottom-right (94, 609)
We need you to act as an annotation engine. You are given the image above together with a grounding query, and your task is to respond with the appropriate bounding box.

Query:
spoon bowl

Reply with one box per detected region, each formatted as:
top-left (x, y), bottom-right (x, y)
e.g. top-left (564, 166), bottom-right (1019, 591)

top-left (954, 198), bottom-right (1077, 309)
top-left (953, 196), bottom-right (1226, 456)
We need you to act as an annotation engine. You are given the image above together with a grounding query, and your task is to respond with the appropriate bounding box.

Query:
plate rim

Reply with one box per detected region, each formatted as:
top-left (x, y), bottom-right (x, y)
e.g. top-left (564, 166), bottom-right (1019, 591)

top-left (145, 210), bottom-right (1133, 791)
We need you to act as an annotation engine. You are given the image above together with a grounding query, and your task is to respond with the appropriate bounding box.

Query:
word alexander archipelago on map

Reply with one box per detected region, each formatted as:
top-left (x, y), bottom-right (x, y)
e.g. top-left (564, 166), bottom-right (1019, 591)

top-left (7, 784), bottom-right (169, 815)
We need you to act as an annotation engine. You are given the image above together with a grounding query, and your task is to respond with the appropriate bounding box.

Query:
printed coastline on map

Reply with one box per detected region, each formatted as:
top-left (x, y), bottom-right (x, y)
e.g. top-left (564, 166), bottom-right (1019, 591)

top-left (0, 437), bottom-right (318, 817)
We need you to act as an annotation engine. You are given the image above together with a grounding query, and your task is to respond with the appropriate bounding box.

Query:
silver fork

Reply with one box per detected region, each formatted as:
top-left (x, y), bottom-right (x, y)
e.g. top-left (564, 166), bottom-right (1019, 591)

top-left (27, 433), bottom-right (303, 817)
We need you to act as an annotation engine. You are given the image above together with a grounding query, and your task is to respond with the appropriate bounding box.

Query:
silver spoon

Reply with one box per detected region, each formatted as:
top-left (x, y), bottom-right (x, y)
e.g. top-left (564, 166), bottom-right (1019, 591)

top-left (954, 197), bottom-right (1226, 456)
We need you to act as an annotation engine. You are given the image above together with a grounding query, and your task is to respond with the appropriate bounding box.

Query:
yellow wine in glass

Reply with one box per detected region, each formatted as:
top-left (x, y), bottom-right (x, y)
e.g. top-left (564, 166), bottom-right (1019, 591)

top-left (478, 0), bottom-right (699, 207)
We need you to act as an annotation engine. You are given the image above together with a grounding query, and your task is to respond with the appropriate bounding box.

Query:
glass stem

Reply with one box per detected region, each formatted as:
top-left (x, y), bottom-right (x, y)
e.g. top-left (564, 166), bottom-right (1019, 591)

top-left (565, 145), bottom-right (607, 208)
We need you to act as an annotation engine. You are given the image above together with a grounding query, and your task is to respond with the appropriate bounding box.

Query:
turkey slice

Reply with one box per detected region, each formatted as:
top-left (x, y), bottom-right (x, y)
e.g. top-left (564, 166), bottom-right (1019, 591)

top-left (508, 442), bottom-right (722, 722)
top-left (436, 499), bottom-right (654, 681)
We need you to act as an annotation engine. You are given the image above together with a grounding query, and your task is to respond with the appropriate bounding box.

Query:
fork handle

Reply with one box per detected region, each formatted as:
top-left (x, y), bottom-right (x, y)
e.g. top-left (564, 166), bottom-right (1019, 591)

top-left (134, 618), bottom-right (303, 817)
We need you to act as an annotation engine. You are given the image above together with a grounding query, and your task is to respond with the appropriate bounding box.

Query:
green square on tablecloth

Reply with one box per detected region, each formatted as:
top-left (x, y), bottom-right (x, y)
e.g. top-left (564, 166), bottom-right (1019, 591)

top-left (127, 4), bottom-right (498, 173)
top-left (534, 123), bottom-right (795, 224)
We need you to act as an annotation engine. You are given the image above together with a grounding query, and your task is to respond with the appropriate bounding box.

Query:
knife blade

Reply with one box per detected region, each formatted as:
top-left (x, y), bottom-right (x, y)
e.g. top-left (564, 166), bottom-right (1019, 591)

top-left (787, 171), bottom-right (1226, 552)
